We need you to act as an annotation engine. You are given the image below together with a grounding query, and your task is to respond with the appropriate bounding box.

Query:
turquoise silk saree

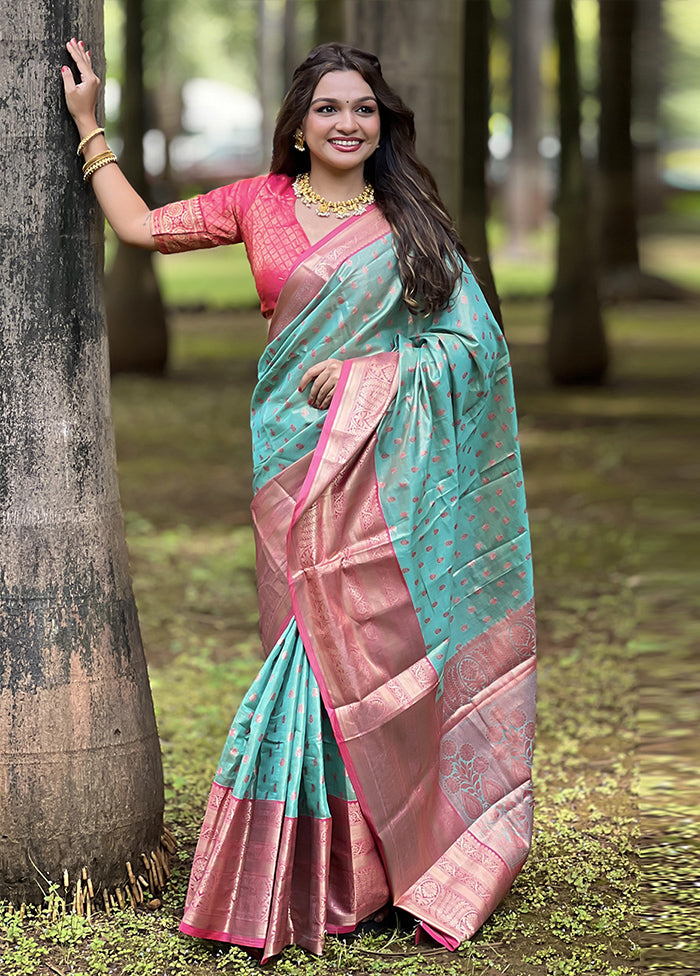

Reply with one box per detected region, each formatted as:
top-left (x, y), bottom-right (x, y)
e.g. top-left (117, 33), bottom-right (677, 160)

top-left (179, 209), bottom-right (536, 960)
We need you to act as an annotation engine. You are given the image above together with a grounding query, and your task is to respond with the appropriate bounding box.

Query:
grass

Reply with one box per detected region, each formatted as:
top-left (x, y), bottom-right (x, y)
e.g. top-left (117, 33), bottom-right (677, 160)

top-left (2, 255), bottom-right (699, 971)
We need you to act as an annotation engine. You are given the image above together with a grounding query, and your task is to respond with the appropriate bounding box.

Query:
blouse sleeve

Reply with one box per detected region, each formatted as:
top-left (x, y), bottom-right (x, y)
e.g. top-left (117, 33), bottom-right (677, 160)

top-left (151, 179), bottom-right (262, 254)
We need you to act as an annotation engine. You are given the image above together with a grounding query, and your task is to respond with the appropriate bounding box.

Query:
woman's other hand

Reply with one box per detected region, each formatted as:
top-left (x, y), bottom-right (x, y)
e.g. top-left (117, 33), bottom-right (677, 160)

top-left (62, 39), bottom-right (100, 129)
top-left (299, 359), bottom-right (343, 410)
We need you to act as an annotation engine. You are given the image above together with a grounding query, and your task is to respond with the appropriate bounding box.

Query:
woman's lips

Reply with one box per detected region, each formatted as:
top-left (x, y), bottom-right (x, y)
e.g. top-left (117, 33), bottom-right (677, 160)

top-left (328, 138), bottom-right (363, 152)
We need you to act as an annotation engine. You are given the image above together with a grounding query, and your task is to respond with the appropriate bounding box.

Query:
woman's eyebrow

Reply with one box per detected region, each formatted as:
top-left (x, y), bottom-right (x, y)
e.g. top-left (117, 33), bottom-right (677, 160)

top-left (309, 95), bottom-right (377, 106)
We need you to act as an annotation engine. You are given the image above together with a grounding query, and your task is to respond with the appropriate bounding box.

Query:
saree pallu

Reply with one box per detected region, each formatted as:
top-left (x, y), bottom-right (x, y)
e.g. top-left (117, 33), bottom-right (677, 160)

top-left (180, 210), bottom-right (536, 960)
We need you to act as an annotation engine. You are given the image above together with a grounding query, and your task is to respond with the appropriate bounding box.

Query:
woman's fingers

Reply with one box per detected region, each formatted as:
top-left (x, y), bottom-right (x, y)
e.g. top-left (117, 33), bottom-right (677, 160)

top-left (62, 38), bottom-right (101, 120)
top-left (60, 64), bottom-right (76, 94)
top-left (298, 359), bottom-right (342, 409)
top-left (65, 38), bottom-right (97, 81)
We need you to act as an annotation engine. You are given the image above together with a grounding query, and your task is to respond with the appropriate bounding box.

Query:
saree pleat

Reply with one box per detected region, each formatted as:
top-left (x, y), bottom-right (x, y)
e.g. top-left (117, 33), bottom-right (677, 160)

top-left (181, 212), bottom-right (536, 957)
top-left (180, 618), bottom-right (389, 958)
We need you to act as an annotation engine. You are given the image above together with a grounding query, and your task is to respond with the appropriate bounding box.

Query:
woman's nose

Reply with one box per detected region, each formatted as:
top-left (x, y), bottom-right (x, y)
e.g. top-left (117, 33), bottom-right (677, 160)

top-left (335, 108), bottom-right (358, 132)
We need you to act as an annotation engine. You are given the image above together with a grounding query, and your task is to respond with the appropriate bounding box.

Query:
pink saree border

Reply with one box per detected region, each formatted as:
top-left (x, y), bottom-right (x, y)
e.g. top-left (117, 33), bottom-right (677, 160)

top-left (287, 204), bottom-right (379, 282)
top-left (179, 784), bottom-right (389, 960)
top-left (286, 353), bottom-right (474, 888)
top-left (279, 352), bottom-right (535, 949)
top-left (286, 354), bottom-right (396, 842)
top-left (179, 922), bottom-right (264, 950)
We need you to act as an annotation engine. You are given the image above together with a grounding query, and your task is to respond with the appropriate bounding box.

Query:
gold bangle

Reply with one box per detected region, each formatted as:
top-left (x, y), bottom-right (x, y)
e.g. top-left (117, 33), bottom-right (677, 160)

top-left (77, 127), bottom-right (105, 156)
top-left (82, 149), bottom-right (115, 173)
top-left (83, 152), bottom-right (117, 182)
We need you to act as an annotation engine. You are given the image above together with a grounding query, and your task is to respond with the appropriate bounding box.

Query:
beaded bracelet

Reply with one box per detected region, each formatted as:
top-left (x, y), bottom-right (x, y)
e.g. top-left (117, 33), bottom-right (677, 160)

top-left (77, 127), bottom-right (105, 156)
top-left (82, 149), bottom-right (113, 172)
top-left (83, 150), bottom-right (117, 182)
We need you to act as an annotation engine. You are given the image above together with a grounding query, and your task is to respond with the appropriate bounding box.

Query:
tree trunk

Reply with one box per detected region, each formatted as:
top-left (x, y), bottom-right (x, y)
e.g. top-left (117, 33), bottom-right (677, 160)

top-left (547, 0), bottom-right (608, 385)
top-left (105, 0), bottom-right (168, 374)
top-left (634, 0), bottom-right (666, 216)
top-left (315, 0), bottom-right (345, 45)
top-left (596, 0), bottom-right (681, 301)
top-left (504, 0), bottom-right (551, 251)
top-left (460, 0), bottom-right (502, 326)
top-left (344, 0), bottom-right (465, 220)
top-left (258, 0), bottom-right (286, 170)
top-left (597, 0), bottom-right (639, 275)
top-left (0, 0), bottom-right (164, 905)
top-left (283, 0), bottom-right (299, 89)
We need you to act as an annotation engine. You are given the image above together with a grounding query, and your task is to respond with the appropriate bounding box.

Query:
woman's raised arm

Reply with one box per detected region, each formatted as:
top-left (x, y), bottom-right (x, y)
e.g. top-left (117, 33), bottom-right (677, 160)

top-left (62, 38), bottom-right (156, 250)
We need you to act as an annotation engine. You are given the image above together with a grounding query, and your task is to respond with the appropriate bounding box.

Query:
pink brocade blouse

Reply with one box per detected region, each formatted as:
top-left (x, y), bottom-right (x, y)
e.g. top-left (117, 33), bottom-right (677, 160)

top-left (151, 173), bottom-right (320, 320)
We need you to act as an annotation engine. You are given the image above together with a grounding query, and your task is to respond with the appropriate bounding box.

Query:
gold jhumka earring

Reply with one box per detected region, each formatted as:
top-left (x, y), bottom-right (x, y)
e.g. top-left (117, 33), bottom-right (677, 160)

top-left (294, 128), bottom-right (305, 152)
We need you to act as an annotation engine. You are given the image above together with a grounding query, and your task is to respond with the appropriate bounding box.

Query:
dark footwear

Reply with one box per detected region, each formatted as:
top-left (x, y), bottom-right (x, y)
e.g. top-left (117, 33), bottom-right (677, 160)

top-left (334, 906), bottom-right (415, 942)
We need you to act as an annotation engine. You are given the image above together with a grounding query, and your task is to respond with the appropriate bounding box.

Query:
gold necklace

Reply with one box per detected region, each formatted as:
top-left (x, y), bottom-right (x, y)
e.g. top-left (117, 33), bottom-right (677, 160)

top-left (293, 172), bottom-right (375, 218)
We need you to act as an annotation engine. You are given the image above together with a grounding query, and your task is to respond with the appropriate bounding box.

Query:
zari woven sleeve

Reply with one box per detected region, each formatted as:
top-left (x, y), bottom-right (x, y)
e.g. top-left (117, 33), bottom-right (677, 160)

top-left (151, 177), bottom-right (264, 254)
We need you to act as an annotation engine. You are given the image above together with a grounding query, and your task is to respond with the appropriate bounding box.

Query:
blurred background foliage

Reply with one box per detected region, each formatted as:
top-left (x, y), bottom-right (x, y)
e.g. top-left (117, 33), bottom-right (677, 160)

top-left (99, 0), bottom-right (700, 382)
top-left (103, 0), bottom-right (700, 185)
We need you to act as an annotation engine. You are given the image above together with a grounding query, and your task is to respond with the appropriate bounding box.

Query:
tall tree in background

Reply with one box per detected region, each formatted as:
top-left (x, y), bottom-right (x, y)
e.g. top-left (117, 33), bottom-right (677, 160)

top-left (283, 0), bottom-right (300, 88)
top-left (0, 0), bottom-right (164, 904)
top-left (504, 0), bottom-right (550, 252)
top-left (106, 0), bottom-right (168, 373)
top-left (344, 0), bottom-right (465, 220)
top-left (597, 0), bottom-right (639, 290)
top-left (597, 0), bottom-right (680, 301)
top-left (547, 0), bottom-right (607, 385)
top-left (460, 0), bottom-right (501, 324)
top-left (634, 0), bottom-right (666, 216)
top-left (315, 0), bottom-right (345, 46)
top-left (258, 0), bottom-right (285, 167)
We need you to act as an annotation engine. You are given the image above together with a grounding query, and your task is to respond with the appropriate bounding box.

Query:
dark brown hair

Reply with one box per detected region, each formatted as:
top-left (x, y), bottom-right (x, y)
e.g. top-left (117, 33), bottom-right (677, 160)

top-left (270, 43), bottom-right (468, 318)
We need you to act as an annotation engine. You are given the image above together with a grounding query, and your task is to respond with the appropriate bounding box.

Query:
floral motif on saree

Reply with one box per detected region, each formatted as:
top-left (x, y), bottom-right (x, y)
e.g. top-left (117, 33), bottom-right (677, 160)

top-left (179, 209), bottom-right (536, 960)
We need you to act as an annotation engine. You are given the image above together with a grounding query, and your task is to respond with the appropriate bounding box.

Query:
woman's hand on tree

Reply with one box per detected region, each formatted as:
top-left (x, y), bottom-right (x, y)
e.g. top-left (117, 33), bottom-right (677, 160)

top-left (299, 359), bottom-right (343, 410)
top-left (62, 39), bottom-right (100, 129)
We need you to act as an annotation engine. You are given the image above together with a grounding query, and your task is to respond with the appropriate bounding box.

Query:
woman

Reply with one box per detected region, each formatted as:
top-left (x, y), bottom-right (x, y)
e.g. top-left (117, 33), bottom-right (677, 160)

top-left (63, 39), bottom-right (536, 961)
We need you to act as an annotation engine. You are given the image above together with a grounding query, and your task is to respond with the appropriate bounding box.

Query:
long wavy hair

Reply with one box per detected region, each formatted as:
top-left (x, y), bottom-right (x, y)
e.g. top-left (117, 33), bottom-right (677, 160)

top-left (270, 43), bottom-right (468, 318)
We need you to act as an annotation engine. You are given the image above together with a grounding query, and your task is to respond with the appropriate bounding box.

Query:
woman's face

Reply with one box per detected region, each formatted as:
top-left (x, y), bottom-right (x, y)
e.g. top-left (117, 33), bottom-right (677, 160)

top-left (302, 70), bottom-right (381, 180)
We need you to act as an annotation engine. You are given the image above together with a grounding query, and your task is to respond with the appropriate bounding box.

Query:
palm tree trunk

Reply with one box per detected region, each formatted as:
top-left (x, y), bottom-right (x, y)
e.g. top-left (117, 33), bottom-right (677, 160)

top-left (0, 0), bottom-right (164, 905)
top-left (547, 0), bottom-right (608, 385)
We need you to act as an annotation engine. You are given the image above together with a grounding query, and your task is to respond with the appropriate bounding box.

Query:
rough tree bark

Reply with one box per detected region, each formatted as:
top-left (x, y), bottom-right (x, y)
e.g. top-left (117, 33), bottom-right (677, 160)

top-left (460, 0), bottom-right (502, 326)
top-left (344, 0), bottom-right (465, 220)
top-left (547, 0), bottom-right (608, 385)
top-left (0, 0), bottom-right (164, 905)
top-left (105, 0), bottom-right (168, 374)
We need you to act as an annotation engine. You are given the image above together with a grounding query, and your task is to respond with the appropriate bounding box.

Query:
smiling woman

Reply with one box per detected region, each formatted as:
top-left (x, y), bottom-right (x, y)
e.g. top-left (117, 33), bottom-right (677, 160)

top-left (62, 39), bottom-right (535, 962)
top-left (301, 72), bottom-right (381, 181)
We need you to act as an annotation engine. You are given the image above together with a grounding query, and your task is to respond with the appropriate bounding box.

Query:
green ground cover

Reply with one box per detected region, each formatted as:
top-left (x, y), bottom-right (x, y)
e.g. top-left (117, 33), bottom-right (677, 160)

top-left (2, 255), bottom-right (698, 972)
